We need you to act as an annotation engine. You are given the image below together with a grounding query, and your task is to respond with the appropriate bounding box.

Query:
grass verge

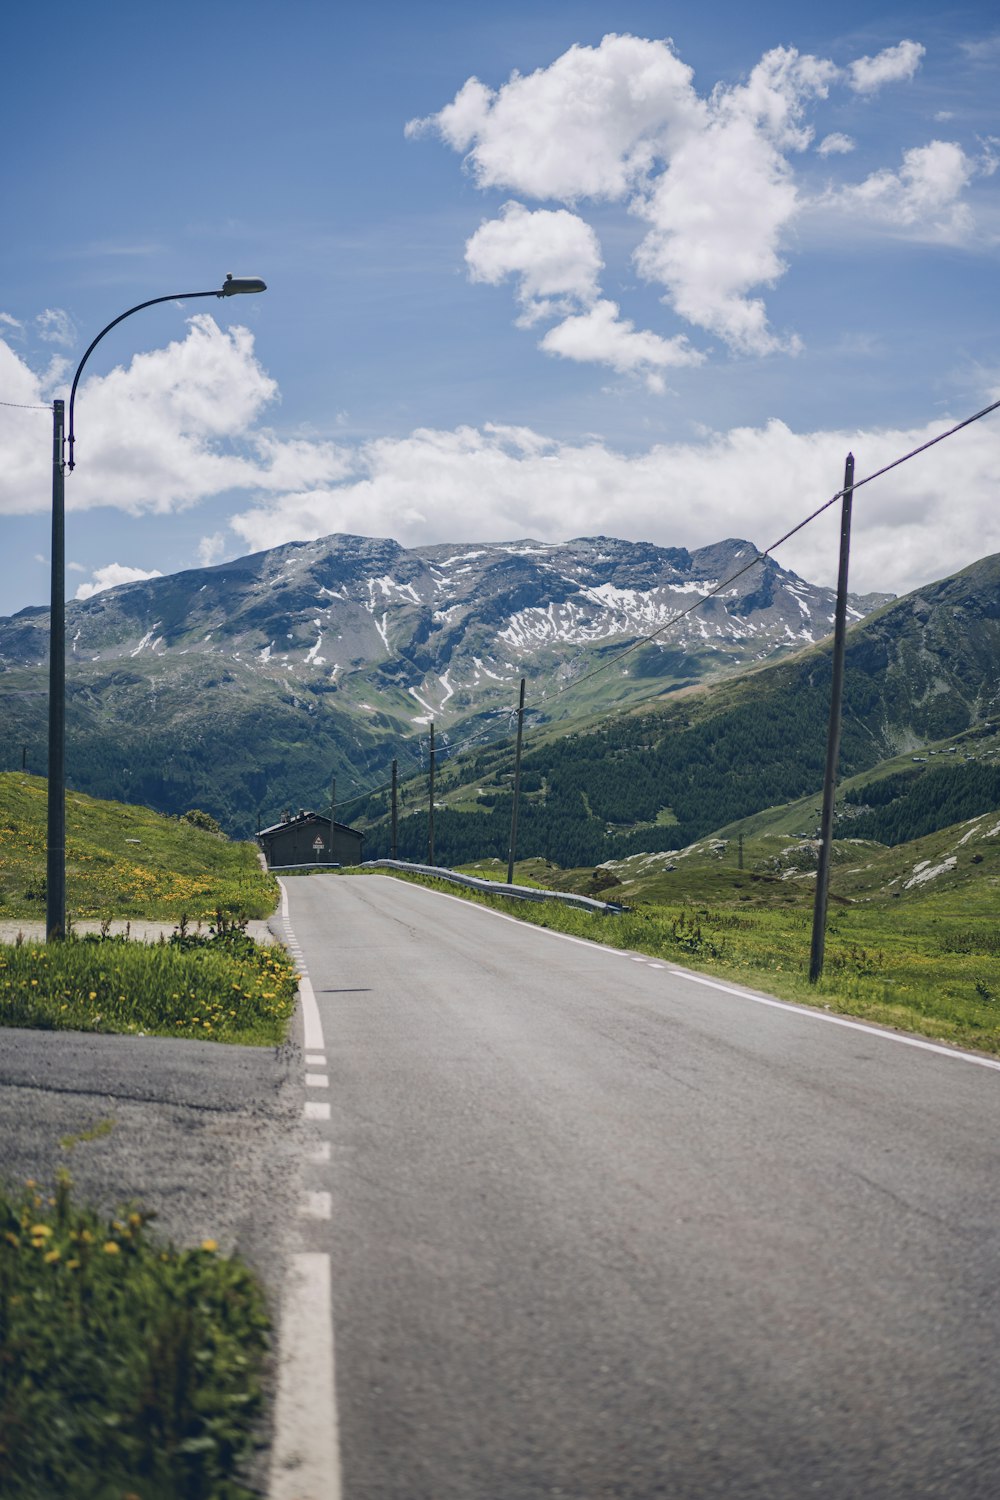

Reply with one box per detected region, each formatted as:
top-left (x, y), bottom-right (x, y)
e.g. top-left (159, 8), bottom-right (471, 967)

top-left (371, 869), bottom-right (1000, 1058)
top-left (0, 1173), bottom-right (268, 1500)
top-left (0, 927), bottom-right (298, 1045)
top-left (0, 774), bottom-right (277, 923)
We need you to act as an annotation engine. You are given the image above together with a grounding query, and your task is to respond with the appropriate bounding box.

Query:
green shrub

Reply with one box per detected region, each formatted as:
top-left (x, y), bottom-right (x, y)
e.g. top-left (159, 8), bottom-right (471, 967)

top-left (0, 1174), bottom-right (268, 1499)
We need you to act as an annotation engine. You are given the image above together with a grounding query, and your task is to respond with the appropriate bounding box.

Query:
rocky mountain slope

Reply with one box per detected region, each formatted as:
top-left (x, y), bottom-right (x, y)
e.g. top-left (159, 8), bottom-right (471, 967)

top-left (0, 532), bottom-right (888, 834)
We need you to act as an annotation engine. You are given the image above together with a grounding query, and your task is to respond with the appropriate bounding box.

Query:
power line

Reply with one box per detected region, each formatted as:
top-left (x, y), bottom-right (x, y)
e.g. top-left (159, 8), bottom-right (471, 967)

top-left (0, 398), bottom-right (50, 410)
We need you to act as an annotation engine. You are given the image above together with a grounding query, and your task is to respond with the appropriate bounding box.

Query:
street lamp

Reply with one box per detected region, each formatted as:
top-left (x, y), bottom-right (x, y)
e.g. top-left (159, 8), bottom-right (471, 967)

top-left (46, 274), bottom-right (267, 940)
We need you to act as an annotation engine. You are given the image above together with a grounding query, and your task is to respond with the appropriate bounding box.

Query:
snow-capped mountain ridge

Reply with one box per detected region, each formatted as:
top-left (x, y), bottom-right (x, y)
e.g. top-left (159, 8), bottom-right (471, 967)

top-left (0, 532), bottom-right (889, 732)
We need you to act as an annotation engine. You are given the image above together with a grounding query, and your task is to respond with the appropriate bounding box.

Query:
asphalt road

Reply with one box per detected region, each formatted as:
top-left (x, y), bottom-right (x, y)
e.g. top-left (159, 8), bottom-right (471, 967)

top-left (287, 872), bottom-right (1000, 1500)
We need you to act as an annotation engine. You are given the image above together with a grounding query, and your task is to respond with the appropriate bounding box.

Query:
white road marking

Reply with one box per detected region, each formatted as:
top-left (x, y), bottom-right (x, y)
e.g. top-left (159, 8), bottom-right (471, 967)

top-left (273, 885), bottom-right (341, 1499)
top-left (301, 1191), bottom-right (333, 1221)
top-left (298, 976), bottom-right (325, 1053)
top-left (269, 1252), bottom-right (341, 1500)
top-left (375, 877), bottom-right (1000, 1076)
top-left (671, 970), bottom-right (1000, 1073)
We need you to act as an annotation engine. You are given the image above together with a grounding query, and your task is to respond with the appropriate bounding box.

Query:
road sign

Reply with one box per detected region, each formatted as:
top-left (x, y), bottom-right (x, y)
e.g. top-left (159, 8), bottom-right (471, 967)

top-left (312, 836), bottom-right (325, 859)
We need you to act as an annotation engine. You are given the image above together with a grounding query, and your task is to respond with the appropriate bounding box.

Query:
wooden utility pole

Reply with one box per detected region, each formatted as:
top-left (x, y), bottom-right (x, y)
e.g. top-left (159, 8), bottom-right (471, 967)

top-left (738, 832), bottom-right (744, 871)
top-left (809, 453), bottom-right (855, 984)
top-left (328, 776), bottom-right (336, 860)
top-left (391, 759), bottom-right (398, 859)
top-left (428, 723), bottom-right (435, 866)
top-left (506, 677), bottom-right (526, 885)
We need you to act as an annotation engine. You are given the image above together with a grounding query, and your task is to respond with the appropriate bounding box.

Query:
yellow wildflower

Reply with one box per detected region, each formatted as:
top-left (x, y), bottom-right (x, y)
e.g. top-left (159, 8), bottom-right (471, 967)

top-left (102, 1241), bottom-right (120, 1255)
top-left (201, 1238), bottom-right (219, 1253)
top-left (44, 1248), bottom-right (60, 1263)
top-left (30, 1224), bottom-right (52, 1238)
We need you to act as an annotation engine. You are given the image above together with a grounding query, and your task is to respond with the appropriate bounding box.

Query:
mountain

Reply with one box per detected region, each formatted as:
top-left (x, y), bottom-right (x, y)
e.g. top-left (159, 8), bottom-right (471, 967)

top-left (356, 551), bottom-right (1000, 869)
top-left (0, 533), bottom-right (888, 835)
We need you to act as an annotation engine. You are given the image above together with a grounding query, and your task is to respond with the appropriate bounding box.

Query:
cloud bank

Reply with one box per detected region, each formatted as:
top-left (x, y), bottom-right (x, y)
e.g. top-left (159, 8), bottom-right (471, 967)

top-left (75, 563), bottom-right (164, 600)
top-left (3, 314), bottom-right (997, 605)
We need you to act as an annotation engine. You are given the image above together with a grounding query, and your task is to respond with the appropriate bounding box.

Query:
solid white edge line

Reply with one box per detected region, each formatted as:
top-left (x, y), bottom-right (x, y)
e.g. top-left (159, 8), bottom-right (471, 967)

top-left (276, 882), bottom-right (326, 1054)
top-left (670, 969), bottom-right (1000, 1072)
top-left (370, 875), bottom-right (1000, 1076)
top-left (299, 978), bottom-right (325, 1054)
top-left (269, 1252), bottom-right (341, 1500)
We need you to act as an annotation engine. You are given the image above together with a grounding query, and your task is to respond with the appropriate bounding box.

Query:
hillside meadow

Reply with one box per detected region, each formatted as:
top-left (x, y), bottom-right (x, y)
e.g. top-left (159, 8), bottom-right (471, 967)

top-left (0, 774), bottom-right (276, 923)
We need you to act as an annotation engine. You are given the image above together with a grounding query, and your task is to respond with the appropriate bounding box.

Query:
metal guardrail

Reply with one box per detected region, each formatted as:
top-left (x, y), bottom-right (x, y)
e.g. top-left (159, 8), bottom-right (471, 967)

top-left (362, 859), bottom-right (624, 914)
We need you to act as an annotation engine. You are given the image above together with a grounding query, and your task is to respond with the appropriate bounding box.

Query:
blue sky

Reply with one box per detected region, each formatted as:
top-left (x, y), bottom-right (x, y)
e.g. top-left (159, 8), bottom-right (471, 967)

top-left (1, 0), bottom-right (997, 616)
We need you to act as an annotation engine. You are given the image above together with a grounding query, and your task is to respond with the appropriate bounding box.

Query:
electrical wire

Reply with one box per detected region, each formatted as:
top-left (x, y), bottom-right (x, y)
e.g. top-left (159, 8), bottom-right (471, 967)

top-left (0, 398), bottom-right (50, 410)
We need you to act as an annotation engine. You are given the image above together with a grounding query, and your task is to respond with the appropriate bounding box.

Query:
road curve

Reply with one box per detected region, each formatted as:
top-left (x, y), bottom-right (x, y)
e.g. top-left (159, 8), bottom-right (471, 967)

top-left (287, 871), bottom-right (1000, 1500)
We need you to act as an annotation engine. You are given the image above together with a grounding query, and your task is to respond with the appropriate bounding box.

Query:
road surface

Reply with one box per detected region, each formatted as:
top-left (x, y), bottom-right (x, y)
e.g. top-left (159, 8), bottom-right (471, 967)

top-left (284, 871), bottom-right (1000, 1499)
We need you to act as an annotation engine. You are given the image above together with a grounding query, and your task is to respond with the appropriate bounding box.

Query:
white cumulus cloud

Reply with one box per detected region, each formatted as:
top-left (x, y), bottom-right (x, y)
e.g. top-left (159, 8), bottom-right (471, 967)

top-left (36, 308), bottom-right (77, 348)
top-left (465, 202), bottom-right (604, 323)
top-left (197, 533), bottom-right (226, 567)
top-left (848, 40), bottom-right (925, 95)
top-left (75, 563), bottom-right (163, 600)
top-left (834, 140), bottom-right (975, 238)
top-left (0, 315), bottom-right (350, 519)
top-left (412, 33), bottom-right (946, 372)
top-left (406, 33), bottom-right (703, 201)
top-left (817, 133), bottom-right (856, 156)
top-left (539, 300), bottom-right (703, 390)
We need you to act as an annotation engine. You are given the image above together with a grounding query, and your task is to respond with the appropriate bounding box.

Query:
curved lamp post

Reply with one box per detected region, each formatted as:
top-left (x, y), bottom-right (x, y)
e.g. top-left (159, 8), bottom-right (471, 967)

top-left (46, 274), bottom-right (267, 940)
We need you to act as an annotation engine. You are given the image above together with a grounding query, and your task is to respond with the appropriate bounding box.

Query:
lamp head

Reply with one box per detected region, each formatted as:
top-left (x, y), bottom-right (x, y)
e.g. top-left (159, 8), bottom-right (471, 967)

top-left (219, 274), bottom-right (267, 296)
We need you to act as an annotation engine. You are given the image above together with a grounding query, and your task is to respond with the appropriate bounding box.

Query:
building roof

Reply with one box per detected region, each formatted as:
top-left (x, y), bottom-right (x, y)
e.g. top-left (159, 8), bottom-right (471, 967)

top-left (258, 810), bottom-right (364, 840)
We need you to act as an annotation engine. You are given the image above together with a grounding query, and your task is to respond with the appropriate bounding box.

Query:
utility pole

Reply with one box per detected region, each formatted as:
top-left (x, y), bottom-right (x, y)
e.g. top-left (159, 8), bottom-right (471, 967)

top-left (738, 832), bottom-right (744, 871)
top-left (428, 723), bottom-right (435, 866)
top-left (46, 399), bottom-right (66, 942)
top-left (22, 746), bottom-right (26, 772)
top-left (391, 758), bottom-right (398, 859)
top-left (329, 775), bottom-right (336, 861)
top-left (506, 677), bottom-right (526, 886)
top-left (809, 453), bottom-right (855, 984)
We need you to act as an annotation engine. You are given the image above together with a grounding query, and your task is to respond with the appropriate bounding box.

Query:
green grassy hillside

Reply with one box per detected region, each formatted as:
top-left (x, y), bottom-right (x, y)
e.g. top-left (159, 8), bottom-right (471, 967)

top-left (0, 774), bottom-right (277, 922)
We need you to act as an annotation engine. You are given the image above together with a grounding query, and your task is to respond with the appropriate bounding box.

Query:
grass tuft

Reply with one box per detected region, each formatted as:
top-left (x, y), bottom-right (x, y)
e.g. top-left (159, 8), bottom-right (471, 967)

top-left (0, 1174), bottom-right (269, 1499)
top-left (0, 927), bottom-right (298, 1045)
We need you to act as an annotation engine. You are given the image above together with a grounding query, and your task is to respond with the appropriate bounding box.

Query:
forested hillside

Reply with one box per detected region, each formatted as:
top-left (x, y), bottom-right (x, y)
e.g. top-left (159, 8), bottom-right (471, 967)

top-left (843, 751), bottom-right (1000, 845)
